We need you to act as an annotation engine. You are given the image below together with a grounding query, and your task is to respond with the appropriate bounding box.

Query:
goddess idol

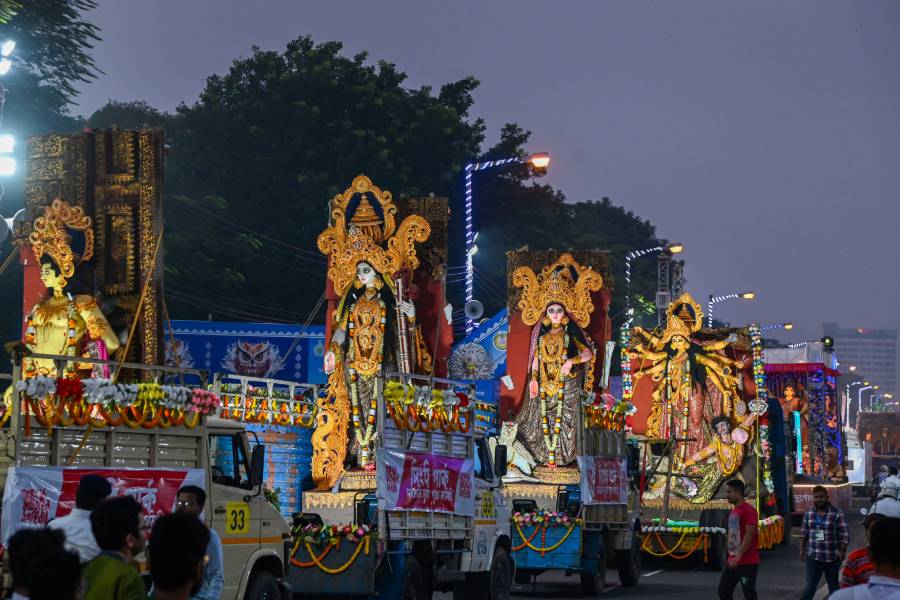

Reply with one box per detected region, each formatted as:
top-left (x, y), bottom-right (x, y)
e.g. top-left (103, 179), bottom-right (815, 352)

top-left (20, 199), bottom-right (119, 380)
top-left (511, 254), bottom-right (603, 468)
top-left (312, 175), bottom-right (431, 487)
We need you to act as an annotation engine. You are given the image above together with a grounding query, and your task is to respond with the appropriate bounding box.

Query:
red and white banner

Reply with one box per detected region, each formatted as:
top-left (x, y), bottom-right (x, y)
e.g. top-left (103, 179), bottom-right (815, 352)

top-left (1, 467), bottom-right (204, 543)
top-left (577, 456), bottom-right (627, 505)
top-left (376, 449), bottom-right (475, 516)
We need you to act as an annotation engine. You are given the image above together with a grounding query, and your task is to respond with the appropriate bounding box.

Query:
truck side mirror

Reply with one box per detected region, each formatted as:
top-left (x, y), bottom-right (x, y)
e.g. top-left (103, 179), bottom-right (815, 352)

top-left (494, 444), bottom-right (508, 479)
top-left (250, 445), bottom-right (265, 487)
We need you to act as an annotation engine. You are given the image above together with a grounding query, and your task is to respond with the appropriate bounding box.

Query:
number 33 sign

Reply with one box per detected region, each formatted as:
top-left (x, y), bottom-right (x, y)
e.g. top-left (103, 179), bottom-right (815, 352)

top-left (225, 502), bottom-right (250, 534)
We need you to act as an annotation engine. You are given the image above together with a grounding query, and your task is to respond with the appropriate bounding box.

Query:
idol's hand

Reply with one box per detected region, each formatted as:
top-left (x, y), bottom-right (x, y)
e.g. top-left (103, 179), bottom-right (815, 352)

top-left (398, 300), bottom-right (416, 319)
top-left (561, 359), bottom-right (574, 376)
top-left (529, 379), bottom-right (539, 399)
top-left (324, 351), bottom-right (336, 374)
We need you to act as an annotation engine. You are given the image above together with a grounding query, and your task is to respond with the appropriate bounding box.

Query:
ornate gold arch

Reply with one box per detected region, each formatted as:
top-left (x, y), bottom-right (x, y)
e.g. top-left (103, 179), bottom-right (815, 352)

top-left (512, 253), bottom-right (603, 328)
top-left (28, 198), bottom-right (94, 280)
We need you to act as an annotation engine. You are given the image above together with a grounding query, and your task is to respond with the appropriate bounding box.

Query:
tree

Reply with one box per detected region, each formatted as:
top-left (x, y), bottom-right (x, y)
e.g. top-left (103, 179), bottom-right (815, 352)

top-left (87, 100), bottom-right (173, 130)
top-left (162, 37), bottom-right (486, 322)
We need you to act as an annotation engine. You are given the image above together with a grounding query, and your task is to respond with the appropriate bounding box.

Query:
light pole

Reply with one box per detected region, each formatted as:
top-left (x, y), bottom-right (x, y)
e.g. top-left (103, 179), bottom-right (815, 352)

top-left (463, 152), bottom-right (549, 333)
top-left (858, 385), bottom-right (873, 413)
top-left (847, 380), bottom-right (863, 426)
top-left (707, 291), bottom-right (755, 328)
top-left (623, 242), bottom-right (683, 329)
top-left (760, 322), bottom-right (793, 333)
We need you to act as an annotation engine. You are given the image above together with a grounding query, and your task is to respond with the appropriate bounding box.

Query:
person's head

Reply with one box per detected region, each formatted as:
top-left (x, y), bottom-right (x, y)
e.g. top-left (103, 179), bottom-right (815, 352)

top-left (881, 465), bottom-right (890, 474)
top-left (38, 255), bottom-right (67, 292)
top-left (725, 479), bottom-right (746, 505)
top-left (28, 543), bottom-right (82, 600)
top-left (812, 485), bottom-right (829, 509)
top-left (75, 474), bottom-right (112, 511)
top-left (711, 416), bottom-right (733, 443)
top-left (175, 485), bottom-right (206, 519)
top-left (879, 478), bottom-right (900, 500)
top-left (544, 303), bottom-right (567, 327)
top-left (90, 496), bottom-right (147, 557)
top-left (148, 513), bottom-right (210, 597)
top-left (890, 465), bottom-right (899, 477)
top-left (864, 512), bottom-right (887, 542)
top-left (355, 261), bottom-right (376, 287)
top-left (784, 386), bottom-right (795, 399)
top-left (868, 517), bottom-right (900, 576)
top-left (8, 528), bottom-right (66, 593)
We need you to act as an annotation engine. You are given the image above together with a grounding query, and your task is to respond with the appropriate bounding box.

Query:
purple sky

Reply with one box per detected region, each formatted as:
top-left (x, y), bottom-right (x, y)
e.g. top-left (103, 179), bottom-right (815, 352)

top-left (76, 1), bottom-right (900, 381)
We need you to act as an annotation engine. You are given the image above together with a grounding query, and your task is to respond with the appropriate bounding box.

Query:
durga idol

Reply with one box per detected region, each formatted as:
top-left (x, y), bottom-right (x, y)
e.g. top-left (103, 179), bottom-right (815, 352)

top-left (21, 199), bottom-right (119, 380)
top-left (511, 254), bottom-right (603, 468)
top-left (312, 176), bottom-right (431, 486)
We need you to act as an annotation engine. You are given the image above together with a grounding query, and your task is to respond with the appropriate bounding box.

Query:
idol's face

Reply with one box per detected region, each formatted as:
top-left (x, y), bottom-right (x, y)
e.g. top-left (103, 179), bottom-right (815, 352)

top-left (356, 262), bottom-right (376, 286)
top-left (671, 335), bottom-right (689, 352)
top-left (715, 420), bottom-right (733, 443)
top-left (546, 303), bottom-right (565, 325)
top-left (40, 261), bottom-right (64, 290)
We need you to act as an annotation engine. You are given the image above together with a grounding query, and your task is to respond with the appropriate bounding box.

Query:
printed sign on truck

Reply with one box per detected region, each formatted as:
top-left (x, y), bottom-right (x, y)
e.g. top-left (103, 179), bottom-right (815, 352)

top-left (376, 449), bottom-right (475, 515)
top-left (577, 455), bottom-right (628, 505)
top-left (1, 466), bottom-right (204, 543)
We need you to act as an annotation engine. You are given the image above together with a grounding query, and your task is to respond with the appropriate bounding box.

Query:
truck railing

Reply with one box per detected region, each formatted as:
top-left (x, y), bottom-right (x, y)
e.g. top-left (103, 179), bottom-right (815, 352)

top-left (8, 349), bottom-right (210, 385)
top-left (212, 373), bottom-right (319, 425)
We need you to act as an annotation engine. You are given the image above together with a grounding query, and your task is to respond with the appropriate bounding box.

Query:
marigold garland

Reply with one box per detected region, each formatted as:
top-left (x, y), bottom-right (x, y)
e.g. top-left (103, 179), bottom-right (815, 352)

top-left (383, 381), bottom-right (472, 433)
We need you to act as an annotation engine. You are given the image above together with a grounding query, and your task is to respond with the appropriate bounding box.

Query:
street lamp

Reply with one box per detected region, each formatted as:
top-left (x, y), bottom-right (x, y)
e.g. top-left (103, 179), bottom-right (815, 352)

top-left (707, 291), bottom-right (755, 328)
top-left (847, 380), bottom-right (864, 424)
top-left (858, 385), bottom-right (873, 412)
top-left (463, 152), bottom-right (549, 333)
top-left (623, 242), bottom-right (683, 329)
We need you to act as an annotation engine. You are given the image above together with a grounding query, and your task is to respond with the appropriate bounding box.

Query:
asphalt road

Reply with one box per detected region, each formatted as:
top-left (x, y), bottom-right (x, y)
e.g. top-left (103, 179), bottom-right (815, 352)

top-left (434, 512), bottom-right (867, 600)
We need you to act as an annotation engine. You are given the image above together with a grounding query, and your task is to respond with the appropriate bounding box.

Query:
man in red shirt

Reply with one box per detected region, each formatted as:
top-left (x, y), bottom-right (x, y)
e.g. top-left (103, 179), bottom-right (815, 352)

top-left (718, 479), bottom-right (760, 600)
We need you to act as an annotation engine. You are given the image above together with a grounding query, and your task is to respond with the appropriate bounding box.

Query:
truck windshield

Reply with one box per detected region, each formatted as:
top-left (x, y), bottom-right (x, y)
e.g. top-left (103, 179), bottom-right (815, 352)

top-left (209, 433), bottom-right (252, 489)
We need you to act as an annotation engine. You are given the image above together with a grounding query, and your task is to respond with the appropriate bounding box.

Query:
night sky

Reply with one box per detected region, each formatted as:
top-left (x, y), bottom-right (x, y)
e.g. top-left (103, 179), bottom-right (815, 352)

top-left (76, 1), bottom-right (900, 379)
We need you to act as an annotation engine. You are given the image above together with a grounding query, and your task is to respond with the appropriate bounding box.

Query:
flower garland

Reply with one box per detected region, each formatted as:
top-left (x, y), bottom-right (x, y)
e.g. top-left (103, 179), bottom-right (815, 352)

top-left (582, 392), bottom-right (632, 431)
top-left (620, 327), bottom-right (634, 402)
top-left (383, 381), bottom-right (471, 433)
top-left (511, 510), bottom-right (582, 556)
top-left (13, 377), bottom-right (217, 430)
top-left (349, 371), bottom-right (377, 465)
top-left (511, 510), bottom-right (579, 528)
top-left (641, 523), bottom-right (726, 535)
top-left (290, 522), bottom-right (373, 574)
top-left (758, 515), bottom-right (784, 550)
top-left (748, 325), bottom-right (769, 416)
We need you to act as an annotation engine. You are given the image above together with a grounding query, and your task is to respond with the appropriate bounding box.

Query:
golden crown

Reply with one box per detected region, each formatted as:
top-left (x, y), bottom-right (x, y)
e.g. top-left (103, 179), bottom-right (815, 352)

top-left (660, 312), bottom-right (693, 344)
top-left (28, 198), bottom-right (94, 281)
top-left (512, 253), bottom-right (603, 327)
top-left (318, 175), bottom-right (430, 297)
top-left (666, 292), bottom-right (704, 333)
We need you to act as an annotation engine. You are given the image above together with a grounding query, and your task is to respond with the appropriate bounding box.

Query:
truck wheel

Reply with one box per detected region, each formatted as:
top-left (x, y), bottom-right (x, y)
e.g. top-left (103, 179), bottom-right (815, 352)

top-left (580, 541), bottom-right (607, 596)
top-left (244, 571), bottom-right (280, 600)
top-left (402, 556), bottom-right (424, 600)
top-left (487, 546), bottom-right (512, 600)
top-left (615, 533), bottom-right (641, 587)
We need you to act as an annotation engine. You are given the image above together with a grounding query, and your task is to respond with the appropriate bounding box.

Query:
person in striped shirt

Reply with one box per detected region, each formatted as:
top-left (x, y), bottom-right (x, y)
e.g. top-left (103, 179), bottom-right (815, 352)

top-left (841, 513), bottom-right (885, 588)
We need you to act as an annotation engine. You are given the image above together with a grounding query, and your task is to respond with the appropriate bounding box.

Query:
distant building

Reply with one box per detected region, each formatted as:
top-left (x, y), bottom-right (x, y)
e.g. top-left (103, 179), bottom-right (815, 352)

top-left (822, 323), bottom-right (897, 394)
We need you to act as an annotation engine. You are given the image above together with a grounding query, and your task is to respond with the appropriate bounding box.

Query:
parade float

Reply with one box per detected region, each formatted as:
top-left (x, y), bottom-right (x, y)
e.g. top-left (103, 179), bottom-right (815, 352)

top-left (0, 130), bottom-right (299, 600)
top-left (625, 294), bottom-right (784, 569)
top-left (497, 249), bottom-right (641, 594)
top-left (295, 175), bottom-right (512, 599)
top-left (763, 343), bottom-right (848, 514)
top-left (856, 410), bottom-right (900, 474)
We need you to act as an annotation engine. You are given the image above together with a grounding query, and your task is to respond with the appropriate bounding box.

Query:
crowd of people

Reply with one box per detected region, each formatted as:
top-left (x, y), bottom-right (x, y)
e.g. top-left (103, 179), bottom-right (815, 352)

top-left (5, 477), bottom-right (224, 600)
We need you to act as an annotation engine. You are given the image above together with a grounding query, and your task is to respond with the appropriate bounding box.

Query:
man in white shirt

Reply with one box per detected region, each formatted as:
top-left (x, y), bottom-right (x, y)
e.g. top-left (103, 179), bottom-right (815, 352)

top-left (49, 474), bottom-right (112, 562)
top-left (830, 517), bottom-right (900, 599)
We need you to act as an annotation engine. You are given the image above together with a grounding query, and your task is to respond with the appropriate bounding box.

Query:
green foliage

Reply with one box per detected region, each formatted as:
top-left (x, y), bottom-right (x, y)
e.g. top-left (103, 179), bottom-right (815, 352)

top-left (87, 100), bottom-right (172, 130)
top-left (0, 0), bottom-right (101, 101)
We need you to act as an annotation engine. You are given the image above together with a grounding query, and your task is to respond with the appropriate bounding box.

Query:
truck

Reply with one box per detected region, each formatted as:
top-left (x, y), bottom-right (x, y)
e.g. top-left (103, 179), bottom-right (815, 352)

top-left (0, 350), bottom-right (293, 600)
top-left (290, 372), bottom-right (514, 600)
top-left (504, 409), bottom-right (642, 595)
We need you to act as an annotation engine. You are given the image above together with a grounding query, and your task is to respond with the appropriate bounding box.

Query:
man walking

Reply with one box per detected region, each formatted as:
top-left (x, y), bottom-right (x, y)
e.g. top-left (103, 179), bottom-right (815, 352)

top-left (718, 479), bottom-right (759, 600)
top-left (148, 513), bottom-right (211, 600)
top-left (800, 485), bottom-right (850, 600)
top-left (175, 485), bottom-right (224, 600)
top-left (48, 474), bottom-right (112, 562)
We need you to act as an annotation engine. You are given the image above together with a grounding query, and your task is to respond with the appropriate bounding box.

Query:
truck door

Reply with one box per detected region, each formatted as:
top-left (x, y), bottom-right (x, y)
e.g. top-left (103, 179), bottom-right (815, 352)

top-left (472, 437), bottom-right (498, 572)
top-left (207, 431), bottom-right (261, 598)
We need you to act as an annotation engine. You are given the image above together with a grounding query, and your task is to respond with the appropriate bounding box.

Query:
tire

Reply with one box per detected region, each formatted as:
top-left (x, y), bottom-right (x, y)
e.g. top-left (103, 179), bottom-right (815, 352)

top-left (458, 546), bottom-right (513, 600)
top-left (615, 532), bottom-right (641, 587)
top-left (402, 555), bottom-right (424, 600)
top-left (244, 571), bottom-right (280, 600)
top-left (706, 533), bottom-right (727, 571)
top-left (580, 540), bottom-right (607, 596)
